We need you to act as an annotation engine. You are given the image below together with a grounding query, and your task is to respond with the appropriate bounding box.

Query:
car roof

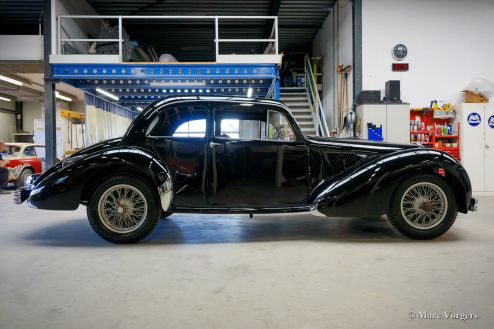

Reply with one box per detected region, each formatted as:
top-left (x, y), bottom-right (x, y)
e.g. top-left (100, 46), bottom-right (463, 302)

top-left (149, 96), bottom-right (287, 109)
top-left (5, 143), bottom-right (44, 147)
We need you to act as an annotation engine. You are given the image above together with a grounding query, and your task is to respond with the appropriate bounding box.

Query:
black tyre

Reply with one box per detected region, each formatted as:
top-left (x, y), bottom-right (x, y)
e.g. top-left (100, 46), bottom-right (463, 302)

top-left (87, 176), bottom-right (161, 244)
top-left (16, 168), bottom-right (34, 188)
top-left (161, 211), bottom-right (173, 219)
top-left (388, 174), bottom-right (457, 240)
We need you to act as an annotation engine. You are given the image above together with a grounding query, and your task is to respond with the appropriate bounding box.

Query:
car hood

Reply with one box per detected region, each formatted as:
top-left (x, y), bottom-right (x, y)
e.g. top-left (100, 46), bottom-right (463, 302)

top-left (306, 136), bottom-right (420, 155)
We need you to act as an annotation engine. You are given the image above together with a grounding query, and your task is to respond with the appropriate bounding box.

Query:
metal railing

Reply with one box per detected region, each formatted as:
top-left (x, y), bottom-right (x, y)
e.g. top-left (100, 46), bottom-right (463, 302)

top-left (57, 15), bottom-right (278, 62)
top-left (304, 55), bottom-right (330, 137)
top-left (265, 78), bottom-right (277, 99)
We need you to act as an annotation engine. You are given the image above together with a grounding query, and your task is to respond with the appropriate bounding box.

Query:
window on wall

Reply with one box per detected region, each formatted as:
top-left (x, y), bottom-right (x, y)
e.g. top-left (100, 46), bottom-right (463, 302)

top-left (173, 119), bottom-right (207, 137)
top-left (147, 103), bottom-right (208, 137)
top-left (214, 104), bottom-right (296, 141)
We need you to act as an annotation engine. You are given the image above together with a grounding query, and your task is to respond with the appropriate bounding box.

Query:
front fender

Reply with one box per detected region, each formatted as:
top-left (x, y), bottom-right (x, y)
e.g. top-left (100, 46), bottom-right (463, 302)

top-left (310, 149), bottom-right (472, 217)
top-left (27, 147), bottom-right (172, 211)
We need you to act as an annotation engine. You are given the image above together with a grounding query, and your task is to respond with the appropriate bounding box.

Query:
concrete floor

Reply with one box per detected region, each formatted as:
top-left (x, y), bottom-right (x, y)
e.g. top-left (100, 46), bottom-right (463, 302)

top-left (0, 193), bottom-right (493, 329)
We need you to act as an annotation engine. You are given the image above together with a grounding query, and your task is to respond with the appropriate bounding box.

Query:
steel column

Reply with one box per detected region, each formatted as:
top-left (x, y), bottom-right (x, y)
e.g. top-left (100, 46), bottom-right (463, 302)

top-left (15, 101), bottom-right (23, 131)
top-left (352, 0), bottom-right (363, 103)
top-left (274, 69), bottom-right (280, 100)
top-left (44, 0), bottom-right (57, 167)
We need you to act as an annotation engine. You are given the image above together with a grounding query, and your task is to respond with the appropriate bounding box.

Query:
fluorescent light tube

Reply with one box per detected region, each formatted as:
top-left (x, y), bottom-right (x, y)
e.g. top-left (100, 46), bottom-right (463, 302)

top-left (0, 75), bottom-right (23, 86)
top-left (0, 96), bottom-right (11, 102)
top-left (247, 87), bottom-right (253, 98)
top-left (55, 91), bottom-right (72, 102)
top-left (96, 88), bottom-right (119, 101)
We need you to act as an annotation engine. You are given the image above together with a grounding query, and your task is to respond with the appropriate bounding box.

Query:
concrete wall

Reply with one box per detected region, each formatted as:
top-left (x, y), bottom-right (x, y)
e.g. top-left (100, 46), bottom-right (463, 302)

top-left (0, 100), bottom-right (16, 142)
top-left (312, 11), bottom-right (336, 130)
top-left (361, 0), bottom-right (494, 107)
top-left (22, 101), bottom-right (44, 134)
top-left (0, 36), bottom-right (43, 61)
top-left (336, 0), bottom-right (354, 108)
top-left (53, 0), bottom-right (99, 54)
top-left (312, 0), bottom-right (354, 131)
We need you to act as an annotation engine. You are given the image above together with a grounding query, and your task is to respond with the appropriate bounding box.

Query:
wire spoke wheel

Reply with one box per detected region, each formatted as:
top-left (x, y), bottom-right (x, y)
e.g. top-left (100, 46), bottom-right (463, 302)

top-left (97, 184), bottom-right (148, 234)
top-left (400, 182), bottom-right (448, 230)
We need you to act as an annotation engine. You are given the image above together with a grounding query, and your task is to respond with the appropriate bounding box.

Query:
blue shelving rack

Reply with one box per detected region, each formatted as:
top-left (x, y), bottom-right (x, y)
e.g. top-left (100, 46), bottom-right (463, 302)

top-left (52, 62), bottom-right (280, 111)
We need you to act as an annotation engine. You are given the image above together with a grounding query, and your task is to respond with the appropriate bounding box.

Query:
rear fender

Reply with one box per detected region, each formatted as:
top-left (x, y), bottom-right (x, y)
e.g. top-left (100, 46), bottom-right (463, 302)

top-left (29, 147), bottom-right (173, 211)
top-left (310, 149), bottom-right (472, 217)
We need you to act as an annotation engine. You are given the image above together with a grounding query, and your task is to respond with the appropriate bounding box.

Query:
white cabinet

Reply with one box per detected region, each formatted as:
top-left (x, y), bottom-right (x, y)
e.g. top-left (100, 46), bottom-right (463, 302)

top-left (459, 103), bottom-right (494, 192)
top-left (355, 104), bottom-right (410, 143)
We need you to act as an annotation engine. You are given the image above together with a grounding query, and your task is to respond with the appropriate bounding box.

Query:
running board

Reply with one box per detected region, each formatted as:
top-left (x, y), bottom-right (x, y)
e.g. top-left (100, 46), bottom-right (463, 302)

top-left (172, 205), bottom-right (313, 214)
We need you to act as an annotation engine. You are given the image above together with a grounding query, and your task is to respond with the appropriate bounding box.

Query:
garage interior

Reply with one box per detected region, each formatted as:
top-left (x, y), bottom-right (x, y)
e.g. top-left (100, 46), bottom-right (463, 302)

top-left (0, 0), bottom-right (493, 328)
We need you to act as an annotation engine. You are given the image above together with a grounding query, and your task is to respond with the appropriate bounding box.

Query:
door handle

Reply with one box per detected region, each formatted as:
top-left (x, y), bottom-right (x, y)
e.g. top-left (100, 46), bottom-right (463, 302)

top-left (209, 141), bottom-right (221, 148)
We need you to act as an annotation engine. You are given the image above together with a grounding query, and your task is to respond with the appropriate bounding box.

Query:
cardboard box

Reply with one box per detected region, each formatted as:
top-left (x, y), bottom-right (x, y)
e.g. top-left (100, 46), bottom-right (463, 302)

top-left (463, 90), bottom-right (488, 103)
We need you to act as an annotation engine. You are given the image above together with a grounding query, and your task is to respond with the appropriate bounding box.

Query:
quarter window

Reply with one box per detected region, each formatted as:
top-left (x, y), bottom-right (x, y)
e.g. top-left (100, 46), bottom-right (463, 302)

top-left (147, 103), bottom-right (208, 138)
top-left (23, 146), bottom-right (36, 157)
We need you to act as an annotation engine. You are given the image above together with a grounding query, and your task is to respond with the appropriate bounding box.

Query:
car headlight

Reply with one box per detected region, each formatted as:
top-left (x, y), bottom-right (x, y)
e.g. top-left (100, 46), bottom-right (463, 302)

top-left (62, 154), bottom-right (87, 168)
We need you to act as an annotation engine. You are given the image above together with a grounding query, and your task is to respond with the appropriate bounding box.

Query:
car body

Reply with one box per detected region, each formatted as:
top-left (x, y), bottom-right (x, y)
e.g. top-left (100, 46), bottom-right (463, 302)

top-left (2, 143), bottom-right (45, 187)
top-left (14, 97), bottom-right (477, 243)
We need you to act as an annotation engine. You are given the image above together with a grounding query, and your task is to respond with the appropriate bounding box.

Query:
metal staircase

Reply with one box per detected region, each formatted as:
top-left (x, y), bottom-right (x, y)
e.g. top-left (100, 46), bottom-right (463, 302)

top-left (280, 87), bottom-right (317, 136)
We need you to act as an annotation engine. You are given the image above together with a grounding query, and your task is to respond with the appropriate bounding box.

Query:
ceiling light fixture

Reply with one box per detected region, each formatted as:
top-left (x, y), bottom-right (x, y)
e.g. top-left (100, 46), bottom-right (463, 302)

top-left (0, 96), bottom-right (11, 102)
top-left (96, 88), bottom-right (119, 101)
top-left (247, 87), bottom-right (253, 98)
top-left (55, 91), bottom-right (72, 102)
top-left (137, 107), bottom-right (144, 112)
top-left (0, 75), bottom-right (23, 86)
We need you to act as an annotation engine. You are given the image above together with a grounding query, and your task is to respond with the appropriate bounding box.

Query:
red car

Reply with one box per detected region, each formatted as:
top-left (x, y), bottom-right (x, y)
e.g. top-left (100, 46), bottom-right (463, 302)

top-left (2, 143), bottom-right (45, 187)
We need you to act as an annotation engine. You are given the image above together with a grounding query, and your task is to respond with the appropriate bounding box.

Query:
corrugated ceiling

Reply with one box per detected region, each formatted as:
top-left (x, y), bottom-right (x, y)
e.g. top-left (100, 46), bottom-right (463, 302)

top-left (0, 0), bottom-right (335, 61)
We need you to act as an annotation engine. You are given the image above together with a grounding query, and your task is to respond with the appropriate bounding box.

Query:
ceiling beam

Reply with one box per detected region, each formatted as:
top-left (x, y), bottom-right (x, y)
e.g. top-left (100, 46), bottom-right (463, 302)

top-left (128, 0), bottom-right (167, 15)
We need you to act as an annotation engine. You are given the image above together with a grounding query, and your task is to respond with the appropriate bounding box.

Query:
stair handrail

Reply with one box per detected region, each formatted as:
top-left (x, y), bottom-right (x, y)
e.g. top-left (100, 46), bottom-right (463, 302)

top-left (265, 78), bottom-right (276, 99)
top-left (304, 55), bottom-right (330, 137)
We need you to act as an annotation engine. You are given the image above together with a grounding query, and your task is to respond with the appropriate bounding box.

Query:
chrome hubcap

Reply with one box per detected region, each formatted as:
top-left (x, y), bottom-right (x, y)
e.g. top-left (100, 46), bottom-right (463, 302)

top-left (98, 184), bottom-right (148, 234)
top-left (400, 182), bottom-right (448, 229)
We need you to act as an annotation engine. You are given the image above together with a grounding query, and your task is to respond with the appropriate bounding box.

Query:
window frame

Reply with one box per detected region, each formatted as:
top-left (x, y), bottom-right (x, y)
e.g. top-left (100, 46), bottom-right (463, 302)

top-left (145, 101), bottom-right (211, 139)
top-left (212, 103), bottom-right (301, 143)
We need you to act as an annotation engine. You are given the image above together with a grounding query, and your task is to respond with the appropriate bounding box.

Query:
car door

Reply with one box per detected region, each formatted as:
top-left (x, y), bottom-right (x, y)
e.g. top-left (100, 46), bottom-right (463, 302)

top-left (21, 146), bottom-right (42, 173)
top-left (145, 101), bottom-right (210, 207)
top-left (206, 102), bottom-right (309, 207)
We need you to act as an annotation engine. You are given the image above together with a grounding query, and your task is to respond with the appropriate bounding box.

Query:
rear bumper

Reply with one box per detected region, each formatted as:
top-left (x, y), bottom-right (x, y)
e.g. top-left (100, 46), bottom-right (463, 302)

top-left (468, 198), bottom-right (478, 212)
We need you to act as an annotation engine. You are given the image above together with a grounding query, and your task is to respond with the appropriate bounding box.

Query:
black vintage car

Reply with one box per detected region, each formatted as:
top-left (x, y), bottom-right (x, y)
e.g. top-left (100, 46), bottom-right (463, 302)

top-left (14, 97), bottom-right (477, 243)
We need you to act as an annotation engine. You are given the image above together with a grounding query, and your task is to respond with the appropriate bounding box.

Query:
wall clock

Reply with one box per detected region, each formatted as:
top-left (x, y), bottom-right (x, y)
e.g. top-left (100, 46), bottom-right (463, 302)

top-left (392, 44), bottom-right (408, 61)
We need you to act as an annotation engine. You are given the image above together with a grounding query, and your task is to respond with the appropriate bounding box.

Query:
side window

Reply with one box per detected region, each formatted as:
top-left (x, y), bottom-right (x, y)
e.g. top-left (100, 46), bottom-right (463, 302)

top-left (215, 105), bottom-right (296, 141)
top-left (23, 146), bottom-right (36, 157)
top-left (147, 103), bottom-right (208, 138)
top-left (267, 111), bottom-right (296, 141)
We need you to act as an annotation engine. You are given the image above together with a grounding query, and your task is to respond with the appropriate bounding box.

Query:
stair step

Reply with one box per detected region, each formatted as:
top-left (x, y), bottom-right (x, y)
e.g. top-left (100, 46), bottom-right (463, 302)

top-left (280, 94), bottom-right (307, 97)
top-left (295, 119), bottom-right (314, 127)
top-left (292, 115), bottom-right (313, 120)
top-left (290, 110), bottom-right (312, 114)
top-left (283, 102), bottom-right (310, 107)
top-left (280, 97), bottom-right (308, 101)
top-left (280, 91), bottom-right (307, 97)
top-left (280, 87), bottom-right (305, 91)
